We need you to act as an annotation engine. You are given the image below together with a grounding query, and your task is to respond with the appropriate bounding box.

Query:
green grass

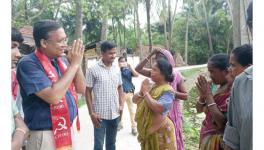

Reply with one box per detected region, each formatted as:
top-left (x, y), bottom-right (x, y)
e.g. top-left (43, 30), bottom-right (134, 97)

top-left (180, 68), bottom-right (203, 78)
top-left (78, 96), bottom-right (86, 108)
top-left (183, 86), bottom-right (204, 150)
top-left (180, 67), bottom-right (206, 150)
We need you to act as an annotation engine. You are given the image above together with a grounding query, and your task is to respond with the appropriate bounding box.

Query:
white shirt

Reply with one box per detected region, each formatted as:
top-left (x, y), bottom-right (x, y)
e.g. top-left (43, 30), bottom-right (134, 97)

top-left (86, 59), bottom-right (122, 120)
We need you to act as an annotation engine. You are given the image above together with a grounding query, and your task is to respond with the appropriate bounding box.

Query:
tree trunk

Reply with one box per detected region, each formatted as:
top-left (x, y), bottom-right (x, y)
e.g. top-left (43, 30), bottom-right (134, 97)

top-left (240, 0), bottom-right (252, 45)
top-left (161, 0), bottom-right (169, 49)
top-left (133, 7), bottom-right (137, 45)
top-left (123, 8), bottom-right (126, 48)
top-left (163, 21), bottom-right (169, 49)
top-left (118, 20), bottom-right (123, 47)
top-left (24, 0), bottom-right (28, 20)
top-left (184, 13), bottom-right (189, 65)
top-left (74, 0), bottom-right (83, 39)
top-left (227, 0), bottom-right (252, 48)
top-left (101, 18), bottom-right (108, 41)
top-left (146, 0), bottom-right (152, 58)
top-left (169, 0), bottom-right (178, 51)
top-left (135, 0), bottom-right (142, 58)
top-left (112, 18), bottom-right (117, 43)
top-left (228, 0), bottom-right (241, 48)
top-left (167, 0), bottom-right (171, 50)
top-left (202, 0), bottom-right (213, 56)
top-left (74, 0), bottom-right (84, 76)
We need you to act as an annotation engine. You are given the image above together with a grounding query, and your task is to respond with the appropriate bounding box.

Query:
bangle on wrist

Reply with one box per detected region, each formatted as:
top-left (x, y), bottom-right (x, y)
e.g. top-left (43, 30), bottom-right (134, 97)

top-left (136, 92), bottom-right (144, 97)
top-left (16, 128), bottom-right (26, 135)
top-left (197, 100), bottom-right (206, 105)
top-left (143, 92), bottom-right (148, 98)
top-left (207, 102), bottom-right (216, 107)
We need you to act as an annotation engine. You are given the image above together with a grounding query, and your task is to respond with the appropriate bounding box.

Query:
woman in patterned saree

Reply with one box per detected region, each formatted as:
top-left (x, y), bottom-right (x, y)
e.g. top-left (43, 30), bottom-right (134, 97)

top-left (135, 48), bottom-right (188, 150)
top-left (196, 54), bottom-right (232, 150)
top-left (133, 59), bottom-right (177, 150)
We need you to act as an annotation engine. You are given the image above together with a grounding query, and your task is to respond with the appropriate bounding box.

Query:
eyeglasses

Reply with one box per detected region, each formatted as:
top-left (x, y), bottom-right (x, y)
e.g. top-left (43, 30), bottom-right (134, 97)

top-left (46, 38), bottom-right (68, 45)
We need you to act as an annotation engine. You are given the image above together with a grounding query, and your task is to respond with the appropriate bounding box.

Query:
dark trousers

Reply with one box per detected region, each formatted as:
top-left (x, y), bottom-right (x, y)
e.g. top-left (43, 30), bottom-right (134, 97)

top-left (94, 117), bottom-right (120, 150)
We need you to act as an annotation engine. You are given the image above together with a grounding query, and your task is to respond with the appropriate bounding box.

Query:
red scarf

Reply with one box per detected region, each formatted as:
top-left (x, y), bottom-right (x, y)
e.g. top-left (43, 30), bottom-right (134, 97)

top-left (12, 70), bottom-right (19, 100)
top-left (35, 49), bottom-right (80, 149)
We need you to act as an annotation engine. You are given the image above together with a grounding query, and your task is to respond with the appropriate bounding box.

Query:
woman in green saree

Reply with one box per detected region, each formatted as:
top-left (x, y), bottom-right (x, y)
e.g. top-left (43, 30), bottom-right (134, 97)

top-left (133, 59), bottom-right (177, 150)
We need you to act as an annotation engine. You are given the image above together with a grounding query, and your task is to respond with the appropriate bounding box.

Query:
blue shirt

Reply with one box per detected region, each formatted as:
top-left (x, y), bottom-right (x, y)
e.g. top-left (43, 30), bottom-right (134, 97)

top-left (157, 91), bottom-right (174, 115)
top-left (16, 53), bottom-right (77, 130)
top-left (120, 67), bottom-right (135, 93)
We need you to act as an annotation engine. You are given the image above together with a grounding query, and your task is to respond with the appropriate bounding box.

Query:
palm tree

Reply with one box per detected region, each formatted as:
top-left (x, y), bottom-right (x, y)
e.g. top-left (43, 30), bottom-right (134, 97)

top-left (145, 0), bottom-right (152, 58)
top-left (201, 0), bottom-right (214, 55)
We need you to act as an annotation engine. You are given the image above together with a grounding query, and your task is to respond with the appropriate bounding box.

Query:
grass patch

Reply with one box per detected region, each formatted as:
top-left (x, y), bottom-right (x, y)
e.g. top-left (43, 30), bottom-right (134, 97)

top-left (180, 67), bottom-right (204, 78)
top-left (78, 96), bottom-right (86, 108)
top-left (183, 86), bottom-right (204, 150)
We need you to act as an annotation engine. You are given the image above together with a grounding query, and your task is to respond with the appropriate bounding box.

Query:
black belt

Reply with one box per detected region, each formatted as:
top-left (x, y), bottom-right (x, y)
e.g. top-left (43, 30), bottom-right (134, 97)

top-left (30, 128), bottom-right (52, 131)
top-left (125, 89), bottom-right (134, 93)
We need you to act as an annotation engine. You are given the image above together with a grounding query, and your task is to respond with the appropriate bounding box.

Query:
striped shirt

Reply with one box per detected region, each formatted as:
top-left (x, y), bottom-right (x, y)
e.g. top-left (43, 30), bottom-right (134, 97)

top-left (223, 66), bottom-right (252, 150)
top-left (86, 59), bottom-right (122, 120)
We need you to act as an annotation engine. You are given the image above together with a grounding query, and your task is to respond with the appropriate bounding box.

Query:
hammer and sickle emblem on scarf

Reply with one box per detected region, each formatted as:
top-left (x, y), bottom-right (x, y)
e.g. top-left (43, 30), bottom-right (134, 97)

top-left (54, 117), bottom-right (67, 135)
top-left (48, 71), bottom-right (56, 78)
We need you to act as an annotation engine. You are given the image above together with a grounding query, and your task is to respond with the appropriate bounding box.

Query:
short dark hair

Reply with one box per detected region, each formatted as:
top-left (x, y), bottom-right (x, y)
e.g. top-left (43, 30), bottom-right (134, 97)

top-left (118, 56), bottom-right (127, 62)
top-left (156, 58), bottom-right (174, 82)
top-left (208, 53), bottom-right (229, 70)
top-left (231, 44), bottom-right (252, 66)
top-left (12, 27), bottom-right (24, 43)
top-left (33, 20), bottom-right (62, 48)
top-left (246, 2), bottom-right (253, 30)
top-left (100, 41), bottom-right (116, 53)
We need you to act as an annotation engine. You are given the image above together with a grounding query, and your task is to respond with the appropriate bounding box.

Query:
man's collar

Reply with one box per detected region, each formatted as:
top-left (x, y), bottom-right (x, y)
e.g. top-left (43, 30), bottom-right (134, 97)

top-left (98, 59), bottom-right (112, 68)
top-left (244, 65), bottom-right (253, 79)
top-left (98, 59), bottom-right (105, 67)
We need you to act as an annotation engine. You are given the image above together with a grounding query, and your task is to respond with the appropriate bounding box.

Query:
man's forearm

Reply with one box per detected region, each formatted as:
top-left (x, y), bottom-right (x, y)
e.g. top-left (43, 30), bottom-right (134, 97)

top-left (118, 86), bottom-right (124, 106)
top-left (12, 130), bottom-right (25, 150)
top-left (36, 65), bottom-right (79, 104)
top-left (85, 88), bottom-right (94, 115)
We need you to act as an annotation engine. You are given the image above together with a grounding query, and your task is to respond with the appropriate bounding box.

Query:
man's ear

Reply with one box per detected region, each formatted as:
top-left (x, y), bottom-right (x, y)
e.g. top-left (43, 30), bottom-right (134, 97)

top-left (40, 39), bottom-right (47, 49)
